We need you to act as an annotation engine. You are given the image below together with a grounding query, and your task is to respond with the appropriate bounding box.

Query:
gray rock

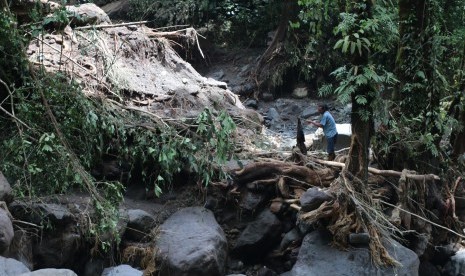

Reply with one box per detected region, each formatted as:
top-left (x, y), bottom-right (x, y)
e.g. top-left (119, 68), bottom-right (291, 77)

top-left (156, 207), bottom-right (228, 276)
top-left (299, 188), bottom-right (333, 212)
top-left (34, 231), bottom-right (83, 268)
top-left (443, 249), bottom-right (465, 276)
top-left (0, 207), bottom-right (14, 254)
top-left (125, 209), bottom-right (156, 241)
top-left (348, 233), bottom-right (370, 245)
top-left (9, 201), bottom-right (74, 225)
top-left (9, 201), bottom-right (90, 270)
top-left (244, 99), bottom-right (258, 109)
top-left (232, 209), bottom-right (282, 262)
top-left (262, 93), bottom-right (274, 102)
top-left (0, 256), bottom-right (30, 275)
top-left (266, 108), bottom-right (280, 123)
top-left (0, 172), bottom-right (13, 203)
top-left (101, 265), bottom-right (142, 276)
top-left (101, 0), bottom-right (131, 20)
top-left (279, 228), bottom-right (302, 251)
top-left (239, 190), bottom-right (267, 212)
top-left (257, 266), bottom-right (278, 276)
top-left (66, 4), bottom-right (111, 27)
top-left (288, 229), bottom-right (419, 276)
top-left (19, 269), bottom-right (77, 276)
top-left (208, 69), bottom-right (225, 80)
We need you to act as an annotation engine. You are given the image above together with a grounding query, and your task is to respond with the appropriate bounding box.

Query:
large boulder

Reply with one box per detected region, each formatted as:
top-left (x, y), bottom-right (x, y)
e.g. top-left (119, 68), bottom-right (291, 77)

top-left (288, 229), bottom-right (419, 276)
top-left (156, 207), bottom-right (228, 276)
top-left (232, 209), bottom-right (282, 263)
top-left (0, 172), bottom-right (13, 203)
top-left (8, 201), bottom-right (92, 271)
top-left (9, 202), bottom-right (74, 226)
top-left (0, 256), bottom-right (30, 275)
top-left (0, 203), bottom-right (14, 254)
top-left (66, 4), bottom-right (111, 27)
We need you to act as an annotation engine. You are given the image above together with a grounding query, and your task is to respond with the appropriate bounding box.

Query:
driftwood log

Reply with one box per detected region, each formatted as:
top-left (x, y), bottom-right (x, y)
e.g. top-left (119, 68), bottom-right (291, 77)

top-left (232, 160), bottom-right (337, 188)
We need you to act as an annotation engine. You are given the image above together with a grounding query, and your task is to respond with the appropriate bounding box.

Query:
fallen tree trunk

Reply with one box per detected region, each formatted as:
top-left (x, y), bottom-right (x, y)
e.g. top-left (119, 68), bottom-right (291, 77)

top-left (231, 161), bottom-right (337, 188)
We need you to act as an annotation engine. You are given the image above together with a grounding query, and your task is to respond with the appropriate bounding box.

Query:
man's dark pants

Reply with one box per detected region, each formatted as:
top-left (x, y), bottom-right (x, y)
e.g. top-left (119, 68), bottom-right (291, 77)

top-left (327, 133), bottom-right (338, 161)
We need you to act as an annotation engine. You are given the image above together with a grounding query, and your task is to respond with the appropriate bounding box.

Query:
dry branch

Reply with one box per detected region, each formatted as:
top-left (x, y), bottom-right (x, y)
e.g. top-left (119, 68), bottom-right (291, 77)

top-left (381, 200), bottom-right (465, 239)
top-left (75, 21), bottom-right (149, 30)
top-left (315, 159), bottom-right (440, 180)
top-left (0, 78), bottom-right (31, 129)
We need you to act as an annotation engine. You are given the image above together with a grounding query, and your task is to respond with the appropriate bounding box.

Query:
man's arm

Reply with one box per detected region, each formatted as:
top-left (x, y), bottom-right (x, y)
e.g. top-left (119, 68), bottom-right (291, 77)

top-left (307, 120), bottom-right (323, 128)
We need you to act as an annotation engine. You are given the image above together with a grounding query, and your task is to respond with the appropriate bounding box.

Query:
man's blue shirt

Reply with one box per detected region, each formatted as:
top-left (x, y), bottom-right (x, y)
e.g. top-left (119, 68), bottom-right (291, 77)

top-left (320, 111), bottom-right (337, 138)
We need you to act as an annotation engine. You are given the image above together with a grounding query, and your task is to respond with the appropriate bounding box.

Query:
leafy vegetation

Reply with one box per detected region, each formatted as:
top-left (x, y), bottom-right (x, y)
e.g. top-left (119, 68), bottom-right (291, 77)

top-left (126, 0), bottom-right (280, 47)
top-left (0, 8), bottom-right (237, 250)
top-left (293, 0), bottom-right (465, 173)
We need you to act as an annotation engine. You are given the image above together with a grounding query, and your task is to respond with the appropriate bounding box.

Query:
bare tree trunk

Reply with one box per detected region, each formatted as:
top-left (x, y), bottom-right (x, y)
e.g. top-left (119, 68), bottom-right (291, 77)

top-left (344, 1), bottom-right (373, 182)
top-left (451, 109), bottom-right (465, 157)
top-left (450, 42), bottom-right (465, 158)
top-left (346, 92), bottom-right (372, 182)
top-left (253, 0), bottom-right (299, 98)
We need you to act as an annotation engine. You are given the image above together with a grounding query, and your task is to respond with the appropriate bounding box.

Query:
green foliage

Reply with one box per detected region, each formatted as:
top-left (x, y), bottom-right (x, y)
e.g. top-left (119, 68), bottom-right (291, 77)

top-left (42, 5), bottom-right (70, 27)
top-left (215, 0), bottom-right (281, 47)
top-left (1, 70), bottom-right (237, 249)
top-left (0, 9), bottom-right (237, 244)
top-left (126, 0), bottom-right (280, 47)
top-left (292, 0), bottom-right (343, 83)
top-left (0, 12), bottom-right (29, 86)
top-left (192, 108), bottom-right (236, 185)
top-left (320, 65), bottom-right (397, 118)
top-left (372, 108), bottom-right (454, 173)
top-left (1, 71), bottom-right (237, 193)
top-left (296, 0), bottom-right (335, 37)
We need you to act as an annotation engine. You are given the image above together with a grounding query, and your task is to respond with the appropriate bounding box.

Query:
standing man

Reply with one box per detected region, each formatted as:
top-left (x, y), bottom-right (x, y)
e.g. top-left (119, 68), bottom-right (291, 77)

top-left (308, 104), bottom-right (338, 160)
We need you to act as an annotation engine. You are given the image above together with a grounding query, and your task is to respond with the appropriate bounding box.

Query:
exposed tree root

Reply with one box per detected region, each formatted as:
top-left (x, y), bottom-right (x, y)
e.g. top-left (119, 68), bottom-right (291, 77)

top-left (228, 155), bottom-right (463, 267)
top-left (232, 161), bottom-right (337, 188)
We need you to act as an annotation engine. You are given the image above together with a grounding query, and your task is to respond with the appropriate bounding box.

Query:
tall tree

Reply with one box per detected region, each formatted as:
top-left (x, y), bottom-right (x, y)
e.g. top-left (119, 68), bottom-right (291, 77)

top-left (446, 0), bottom-right (465, 159)
top-left (371, 0), bottom-right (452, 173)
top-left (344, 4), bottom-right (373, 182)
